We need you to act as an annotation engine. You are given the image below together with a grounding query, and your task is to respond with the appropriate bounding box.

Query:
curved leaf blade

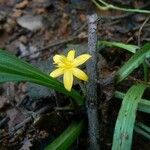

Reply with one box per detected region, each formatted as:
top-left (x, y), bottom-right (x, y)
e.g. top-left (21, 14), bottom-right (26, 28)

top-left (44, 121), bottom-right (84, 150)
top-left (114, 91), bottom-right (150, 113)
top-left (112, 84), bottom-right (147, 150)
top-left (116, 43), bottom-right (150, 83)
top-left (135, 122), bottom-right (150, 140)
top-left (99, 41), bottom-right (139, 53)
top-left (0, 49), bottom-right (84, 105)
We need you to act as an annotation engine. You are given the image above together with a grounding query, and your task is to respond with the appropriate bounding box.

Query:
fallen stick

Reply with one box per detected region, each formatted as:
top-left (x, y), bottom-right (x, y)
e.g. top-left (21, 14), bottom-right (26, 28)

top-left (0, 105), bottom-right (52, 141)
top-left (86, 14), bottom-right (100, 150)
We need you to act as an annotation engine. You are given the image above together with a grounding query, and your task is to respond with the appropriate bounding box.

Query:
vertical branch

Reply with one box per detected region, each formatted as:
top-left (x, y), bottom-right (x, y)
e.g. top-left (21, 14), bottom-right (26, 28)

top-left (86, 14), bottom-right (100, 150)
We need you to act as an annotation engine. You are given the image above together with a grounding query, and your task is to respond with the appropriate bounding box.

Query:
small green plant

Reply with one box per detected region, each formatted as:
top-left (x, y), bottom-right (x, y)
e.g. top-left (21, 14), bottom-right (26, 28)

top-left (0, 49), bottom-right (87, 149)
top-left (0, 49), bottom-right (86, 105)
top-left (44, 121), bottom-right (84, 150)
top-left (99, 41), bottom-right (150, 150)
top-left (0, 40), bottom-right (150, 149)
top-left (112, 83), bottom-right (147, 150)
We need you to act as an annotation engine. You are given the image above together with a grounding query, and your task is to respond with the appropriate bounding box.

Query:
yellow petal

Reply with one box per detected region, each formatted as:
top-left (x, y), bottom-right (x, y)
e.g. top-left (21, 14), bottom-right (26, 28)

top-left (53, 55), bottom-right (66, 64)
top-left (50, 68), bottom-right (64, 78)
top-left (63, 70), bottom-right (73, 91)
top-left (67, 50), bottom-right (75, 61)
top-left (73, 68), bottom-right (88, 81)
top-left (72, 54), bottom-right (91, 67)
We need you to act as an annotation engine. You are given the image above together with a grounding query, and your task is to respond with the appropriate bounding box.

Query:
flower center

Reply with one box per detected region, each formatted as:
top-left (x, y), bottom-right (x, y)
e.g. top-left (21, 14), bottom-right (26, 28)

top-left (64, 60), bottom-right (74, 69)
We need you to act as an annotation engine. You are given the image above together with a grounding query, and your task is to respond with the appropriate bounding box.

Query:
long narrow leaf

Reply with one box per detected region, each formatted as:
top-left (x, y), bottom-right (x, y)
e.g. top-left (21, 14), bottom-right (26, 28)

top-left (44, 121), bottom-right (84, 150)
top-left (136, 122), bottom-right (150, 134)
top-left (98, 41), bottom-right (139, 53)
top-left (114, 91), bottom-right (150, 113)
top-left (135, 122), bottom-right (150, 140)
top-left (0, 50), bottom-right (84, 105)
top-left (112, 84), bottom-right (147, 150)
top-left (116, 43), bottom-right (150, 83)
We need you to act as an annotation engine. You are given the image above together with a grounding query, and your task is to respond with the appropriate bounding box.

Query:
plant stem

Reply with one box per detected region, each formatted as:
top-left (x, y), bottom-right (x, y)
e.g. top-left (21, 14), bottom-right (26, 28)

top-left (86, 13), bottom-right (100, 150)
top-left (93, 0), bottom-right (150, 14)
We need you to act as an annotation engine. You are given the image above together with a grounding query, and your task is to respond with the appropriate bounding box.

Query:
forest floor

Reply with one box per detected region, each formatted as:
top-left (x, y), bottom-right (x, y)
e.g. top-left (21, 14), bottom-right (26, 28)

top-left (0, 0), bottom-right (149, 150)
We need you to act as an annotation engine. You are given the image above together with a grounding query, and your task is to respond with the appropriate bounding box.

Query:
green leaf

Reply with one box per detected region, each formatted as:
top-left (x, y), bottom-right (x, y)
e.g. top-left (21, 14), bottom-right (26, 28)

top-left (112, 84), bottom-right (147, 150)
top-left (135, 122), bottom-right (150, 140)
top-left (98, 41), bottom-right (139, 53)
top-left (136, 122), bottom-right (150, 134)
top-left (114, 91), bottom-right (150, 113)
top-left (44, 121), bottom-right (84, 150)
top-left (0, 49), bottom-right (84, 106)
top-left (116, 43), bottom-right (150, 83)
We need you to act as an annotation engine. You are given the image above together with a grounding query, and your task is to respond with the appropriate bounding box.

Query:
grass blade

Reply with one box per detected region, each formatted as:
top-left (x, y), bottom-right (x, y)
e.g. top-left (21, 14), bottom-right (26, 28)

top-left (112, 84), bottom-right (147, 150)
top-left (135, 122), bottom-right (150, 140)
top-left (116, 43), bottom-right (150, 83)
top-left (98, 41), bottom-right (139, 53)
top-left (136, 122), bottom-right (150, 134)
top-left (114, 91), bottom-right (150, 113)
top-left (44, 121), bottom-right (84, 150)
top-left (0, 49), bottom-right (84, 105)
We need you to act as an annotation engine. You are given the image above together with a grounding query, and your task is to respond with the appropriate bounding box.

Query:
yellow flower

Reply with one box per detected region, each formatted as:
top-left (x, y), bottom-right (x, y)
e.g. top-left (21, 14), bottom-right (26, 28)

top-left (50, 50), bottom-right (91, 91)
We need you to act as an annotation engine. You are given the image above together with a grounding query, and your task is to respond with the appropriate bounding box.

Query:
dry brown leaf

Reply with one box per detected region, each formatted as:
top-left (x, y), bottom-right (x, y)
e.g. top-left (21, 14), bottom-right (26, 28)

top-left (16, 0), bottom-right (28, 9)
top-left (6, 108), bottom-right (26, 129)
top-left (0, 96), bottom-right (10, 109)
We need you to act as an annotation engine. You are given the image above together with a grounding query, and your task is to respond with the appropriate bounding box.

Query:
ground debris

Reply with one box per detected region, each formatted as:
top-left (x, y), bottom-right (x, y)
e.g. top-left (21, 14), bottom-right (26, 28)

top-left (15, 0), bottom-right (29, 9)
top-left (0, 0), bottom-right (149, 149)
top-left (6, 108), bottom-right (26, 130)
top-left (17, 15), bottom-right (45, 31)
top-left (20, 137), bottom-right (32, 150)
top-left (32, 0), bottom-right (53, 8)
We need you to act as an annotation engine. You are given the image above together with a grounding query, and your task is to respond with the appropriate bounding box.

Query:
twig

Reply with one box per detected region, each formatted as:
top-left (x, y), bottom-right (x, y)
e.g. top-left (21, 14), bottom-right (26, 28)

top-left (132, 23), bottom-right (150, 31)
top-left (21, 21), bottom-right (88, 59)
top-left (138, 17), bottom-right (150, 47)
top-left (73, 22), bottom-right (88, 36)
top-left (137, 17), bottom-right (150, 82)
top-left (10, 105), bottom-right (51, 133)
top-left (0, 105), bottom-right (52, 141)
top-left (20, 36), bottom-right (78, 58)
top-left (100, 13), bottom-right (131, 20)
top-left (0, 117), bottom-right (9, 128)
top-left (86, 14), bottom-right (100, 150)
